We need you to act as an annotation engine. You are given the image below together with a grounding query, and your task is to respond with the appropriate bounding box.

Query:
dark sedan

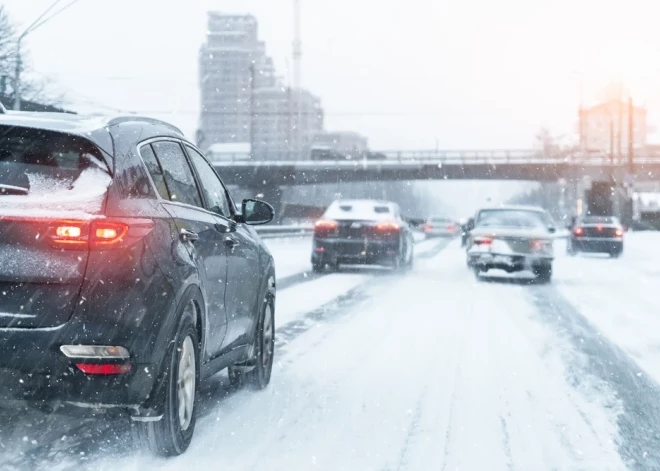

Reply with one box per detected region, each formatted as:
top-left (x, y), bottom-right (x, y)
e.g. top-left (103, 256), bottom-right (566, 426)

top-left (311, 199), bottom-right (414, 271)
top-left (568, 216), bottom-right (624, 257)
top-left (0, 112), bottom-right (276, 456)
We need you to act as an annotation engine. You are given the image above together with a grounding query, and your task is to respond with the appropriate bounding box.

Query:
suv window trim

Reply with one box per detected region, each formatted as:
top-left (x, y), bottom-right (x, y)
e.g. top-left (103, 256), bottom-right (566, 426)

top-left (181, 143), bottom-right (235, 219)
top-left (136, 137), bottom-right (235, 222)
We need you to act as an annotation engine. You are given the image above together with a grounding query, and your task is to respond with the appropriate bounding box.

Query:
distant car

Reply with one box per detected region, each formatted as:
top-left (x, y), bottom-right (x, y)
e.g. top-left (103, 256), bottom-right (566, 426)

top-left (466, 206), bottom-right (556, 282)
top-left (568, 215), bottom-right (624, 257)
top-left (423, 217), bottom-right (459, 237)
top-left (312, 199), bottom-right (414, 272)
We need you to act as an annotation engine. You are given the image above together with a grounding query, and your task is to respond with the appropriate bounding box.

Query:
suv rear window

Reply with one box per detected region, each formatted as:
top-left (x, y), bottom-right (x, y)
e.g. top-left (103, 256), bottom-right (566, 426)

top-left (0, 126), bottom-right (111, 213)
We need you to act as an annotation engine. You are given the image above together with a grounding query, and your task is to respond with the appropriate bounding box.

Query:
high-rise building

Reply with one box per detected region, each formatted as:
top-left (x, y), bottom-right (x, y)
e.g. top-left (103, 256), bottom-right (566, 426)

top-left (198, 13), bottom-right (324, 159)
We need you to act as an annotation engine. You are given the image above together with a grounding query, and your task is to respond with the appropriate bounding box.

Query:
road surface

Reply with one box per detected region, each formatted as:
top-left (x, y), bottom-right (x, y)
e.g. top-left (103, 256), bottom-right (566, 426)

top-left (2, 234), bottom-right (660, 470)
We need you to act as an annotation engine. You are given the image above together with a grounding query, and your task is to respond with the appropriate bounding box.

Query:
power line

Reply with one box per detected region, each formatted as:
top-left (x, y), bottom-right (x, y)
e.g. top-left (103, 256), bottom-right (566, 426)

top-left (28, 0), bottom-right (85, 35)
top-left (20, 0), bottom-right (65, 37)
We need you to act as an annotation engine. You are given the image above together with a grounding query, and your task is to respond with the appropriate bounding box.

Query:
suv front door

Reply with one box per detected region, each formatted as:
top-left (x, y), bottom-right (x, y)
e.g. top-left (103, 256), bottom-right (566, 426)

top-left (184, 145), bottom-right (260, 351)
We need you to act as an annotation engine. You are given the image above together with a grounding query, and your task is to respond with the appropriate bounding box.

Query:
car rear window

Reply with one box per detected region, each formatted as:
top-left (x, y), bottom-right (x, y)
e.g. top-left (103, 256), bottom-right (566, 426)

top-left (582, 216), bottom-right (617, 225)
top-left (324, 201), bottom-right (394, 220)
top-left (0, 126), bottom-right (111, 215)
top-left (476, 210), bottom-right (546, 229)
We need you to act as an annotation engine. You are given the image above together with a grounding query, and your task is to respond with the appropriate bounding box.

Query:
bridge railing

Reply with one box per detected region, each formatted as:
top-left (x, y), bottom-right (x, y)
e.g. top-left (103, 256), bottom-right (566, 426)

top-left (210, 149), bottom-right (660, 166)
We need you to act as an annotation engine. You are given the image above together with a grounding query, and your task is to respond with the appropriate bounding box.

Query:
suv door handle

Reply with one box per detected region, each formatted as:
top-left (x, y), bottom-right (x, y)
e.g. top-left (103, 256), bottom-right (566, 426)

top-left (224, 236), bottom-right (239, 249)
top-left (180, 228), bottom-right (199, 243)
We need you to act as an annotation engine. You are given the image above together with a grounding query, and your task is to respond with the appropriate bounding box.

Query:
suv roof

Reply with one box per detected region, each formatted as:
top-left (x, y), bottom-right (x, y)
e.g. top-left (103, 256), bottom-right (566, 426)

top-left (0, 111), bottom-right (184, 138)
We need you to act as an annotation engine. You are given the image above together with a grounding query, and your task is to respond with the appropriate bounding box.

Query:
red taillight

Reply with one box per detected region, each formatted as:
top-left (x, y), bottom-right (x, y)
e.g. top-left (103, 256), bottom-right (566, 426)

top-left (447, 224), bottom-right (456, 231)
top-left (48, 218), bottom-right (153, 250)
top-left (314, 219), bottom-right (338, 237)
top-left (75, 363), bottom-right (132, 375)
top-left (376, 221), bottom-right (400, 231)
top-left (473, 236), bottom-right (492, 245)
top-left (424, 224), bottom-right (433, 232)
top-left (573, 227), bottom-right (584, 236)
top-left (375, 221), bottom-right (400, 237)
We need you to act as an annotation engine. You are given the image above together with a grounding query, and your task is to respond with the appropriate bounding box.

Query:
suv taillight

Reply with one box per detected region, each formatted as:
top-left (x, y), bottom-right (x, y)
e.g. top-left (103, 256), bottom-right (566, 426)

top-left (47, 218), bottom-right (154, 250)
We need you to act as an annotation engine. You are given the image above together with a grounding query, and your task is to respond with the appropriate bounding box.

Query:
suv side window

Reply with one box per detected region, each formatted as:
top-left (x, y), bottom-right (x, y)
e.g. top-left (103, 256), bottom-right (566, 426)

top-left (151, 141), bottom-right (202, 207)
top-left (185, 145), bottom-right (231, 217)
top-left (139, 144), bottom-right (170, 199)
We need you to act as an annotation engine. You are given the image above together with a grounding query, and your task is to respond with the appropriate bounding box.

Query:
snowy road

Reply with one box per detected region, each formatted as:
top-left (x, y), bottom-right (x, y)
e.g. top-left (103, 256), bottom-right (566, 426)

top-left (4, 235), bottom-right (660, 470)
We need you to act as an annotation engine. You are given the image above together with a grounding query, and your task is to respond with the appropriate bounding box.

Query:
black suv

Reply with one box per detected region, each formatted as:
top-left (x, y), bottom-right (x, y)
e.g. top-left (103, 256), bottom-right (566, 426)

top-left (0, 112), bottom-right (276, 456)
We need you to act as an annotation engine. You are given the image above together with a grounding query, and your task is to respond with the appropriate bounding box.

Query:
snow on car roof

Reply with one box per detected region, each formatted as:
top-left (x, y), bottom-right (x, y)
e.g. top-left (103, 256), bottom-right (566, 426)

top-left (323, 199), bottom-right (395, 220)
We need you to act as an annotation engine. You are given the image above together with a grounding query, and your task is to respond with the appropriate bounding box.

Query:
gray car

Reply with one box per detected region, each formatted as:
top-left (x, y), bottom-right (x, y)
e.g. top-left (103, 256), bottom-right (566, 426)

top-left (466, 206), bottom-right (556, 282)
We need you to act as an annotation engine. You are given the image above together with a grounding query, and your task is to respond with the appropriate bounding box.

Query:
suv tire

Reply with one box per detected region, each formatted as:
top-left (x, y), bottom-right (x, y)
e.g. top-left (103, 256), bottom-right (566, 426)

top-left (134, 302), bottom-right (200, 457)
top-left (228, 299), bottom-right (274, 390)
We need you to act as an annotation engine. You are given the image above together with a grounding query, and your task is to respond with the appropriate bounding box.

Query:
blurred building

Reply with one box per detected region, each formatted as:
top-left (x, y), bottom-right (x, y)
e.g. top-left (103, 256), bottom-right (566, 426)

top-left (253, 87), bottom-right (323, 159)
top-left (579, 99), bottom-right (647, 157)
top-left (198, 13), bottom-right (324, 159)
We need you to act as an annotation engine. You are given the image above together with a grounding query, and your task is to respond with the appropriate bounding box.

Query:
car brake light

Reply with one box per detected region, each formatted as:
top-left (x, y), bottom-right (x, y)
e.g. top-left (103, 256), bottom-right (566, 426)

top-left (473, 236), bottom-right (492, 245)
top-left (424, 224), bottom-right (432, 232)
top-left (314, 219), bottom-right (338, 237)
top-left (615, 229), bottom-right (623, 237)
top-left (376, 221), bottom-right (400, 231)
top-left (315, 219), bottom-right (338, 229)
top-left (375, 221), bottom-right (400, 237)
top-left (574, 227), bottom-right (584, 236)
top-left (448, 224), bottom-right (456, 231)
top-left (48, 218), bottom-right (153, 250)
top-left (76, 363), bottom-right (132, 375)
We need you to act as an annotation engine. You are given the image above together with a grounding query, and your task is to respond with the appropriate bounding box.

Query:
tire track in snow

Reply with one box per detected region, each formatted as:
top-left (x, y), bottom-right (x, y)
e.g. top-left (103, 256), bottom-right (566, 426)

top-left (529, 285), bottom-right (660, 471)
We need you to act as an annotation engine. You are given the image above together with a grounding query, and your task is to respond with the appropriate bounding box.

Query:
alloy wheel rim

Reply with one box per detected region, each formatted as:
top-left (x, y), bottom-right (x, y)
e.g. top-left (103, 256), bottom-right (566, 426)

top-left (177, 335), bottom-right (196, 431)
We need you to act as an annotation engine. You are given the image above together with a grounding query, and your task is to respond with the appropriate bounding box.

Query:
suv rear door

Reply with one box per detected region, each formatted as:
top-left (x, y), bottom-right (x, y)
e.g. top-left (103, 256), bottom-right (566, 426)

top-left (147, 140), bottom-right (229, 359)
top-left (0, 125), bottom-right (111, 328)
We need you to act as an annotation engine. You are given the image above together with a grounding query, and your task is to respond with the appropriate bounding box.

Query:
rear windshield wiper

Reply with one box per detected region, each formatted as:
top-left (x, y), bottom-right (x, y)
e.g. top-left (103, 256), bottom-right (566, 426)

top-left (0, 184), bottom-right (28, 195)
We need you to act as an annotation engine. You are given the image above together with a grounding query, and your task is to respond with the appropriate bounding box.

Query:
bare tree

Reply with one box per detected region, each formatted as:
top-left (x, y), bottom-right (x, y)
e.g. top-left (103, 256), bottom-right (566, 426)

top-left (0, 6), bottom-right (62, 107)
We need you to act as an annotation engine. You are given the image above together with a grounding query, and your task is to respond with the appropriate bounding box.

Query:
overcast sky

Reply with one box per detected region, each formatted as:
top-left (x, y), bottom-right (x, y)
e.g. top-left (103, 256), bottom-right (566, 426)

top-left (5, 0), bottom-right (660, 151)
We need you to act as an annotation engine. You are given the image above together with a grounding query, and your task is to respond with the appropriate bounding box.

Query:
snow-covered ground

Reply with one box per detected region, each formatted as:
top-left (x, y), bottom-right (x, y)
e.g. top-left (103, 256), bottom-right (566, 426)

top-left (5, 234), bottom-right (660, 470)
top-left (555, 232), bottom-right (660, 385)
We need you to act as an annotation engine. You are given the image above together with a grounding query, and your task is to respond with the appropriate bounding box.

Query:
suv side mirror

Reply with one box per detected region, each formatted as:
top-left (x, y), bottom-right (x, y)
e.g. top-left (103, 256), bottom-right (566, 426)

top-left (242, 199), bottom-right (274, 225)
top-left (548, 226), bottom-right (557, 234)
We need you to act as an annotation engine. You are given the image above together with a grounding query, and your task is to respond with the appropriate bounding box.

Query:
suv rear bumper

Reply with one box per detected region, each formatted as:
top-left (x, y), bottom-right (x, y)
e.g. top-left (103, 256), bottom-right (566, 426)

top-left (0, 326), bottom-right (157, 412)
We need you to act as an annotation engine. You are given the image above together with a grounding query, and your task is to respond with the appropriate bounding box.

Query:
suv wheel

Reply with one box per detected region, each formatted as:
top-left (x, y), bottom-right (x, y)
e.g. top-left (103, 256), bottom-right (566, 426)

top-left (134, 303), bottom-right (199, 457)
top-left (228, 300), bottom-right (274, 390)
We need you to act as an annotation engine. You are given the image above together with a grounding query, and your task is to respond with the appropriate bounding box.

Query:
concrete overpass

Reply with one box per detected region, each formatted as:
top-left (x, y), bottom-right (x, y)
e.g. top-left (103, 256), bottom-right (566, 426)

top-left (213, 149), bottom-right (660, 187)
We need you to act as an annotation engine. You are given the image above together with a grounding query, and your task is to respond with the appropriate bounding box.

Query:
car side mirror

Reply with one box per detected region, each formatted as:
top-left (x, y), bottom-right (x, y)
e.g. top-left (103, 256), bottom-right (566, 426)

top-left (548, 226), bottom-right (556, 234)
top-left (242, 199), bottom-right (274, 225)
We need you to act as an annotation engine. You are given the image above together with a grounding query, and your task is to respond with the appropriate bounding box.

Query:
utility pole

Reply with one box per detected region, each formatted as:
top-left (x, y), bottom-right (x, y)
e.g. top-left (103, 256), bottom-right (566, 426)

top-left (249, 64), bottom-right (256, 160)
top-left (627, 96), bottom-right (634, 174)
top-left (292, 0), bottom-right (302, 159)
